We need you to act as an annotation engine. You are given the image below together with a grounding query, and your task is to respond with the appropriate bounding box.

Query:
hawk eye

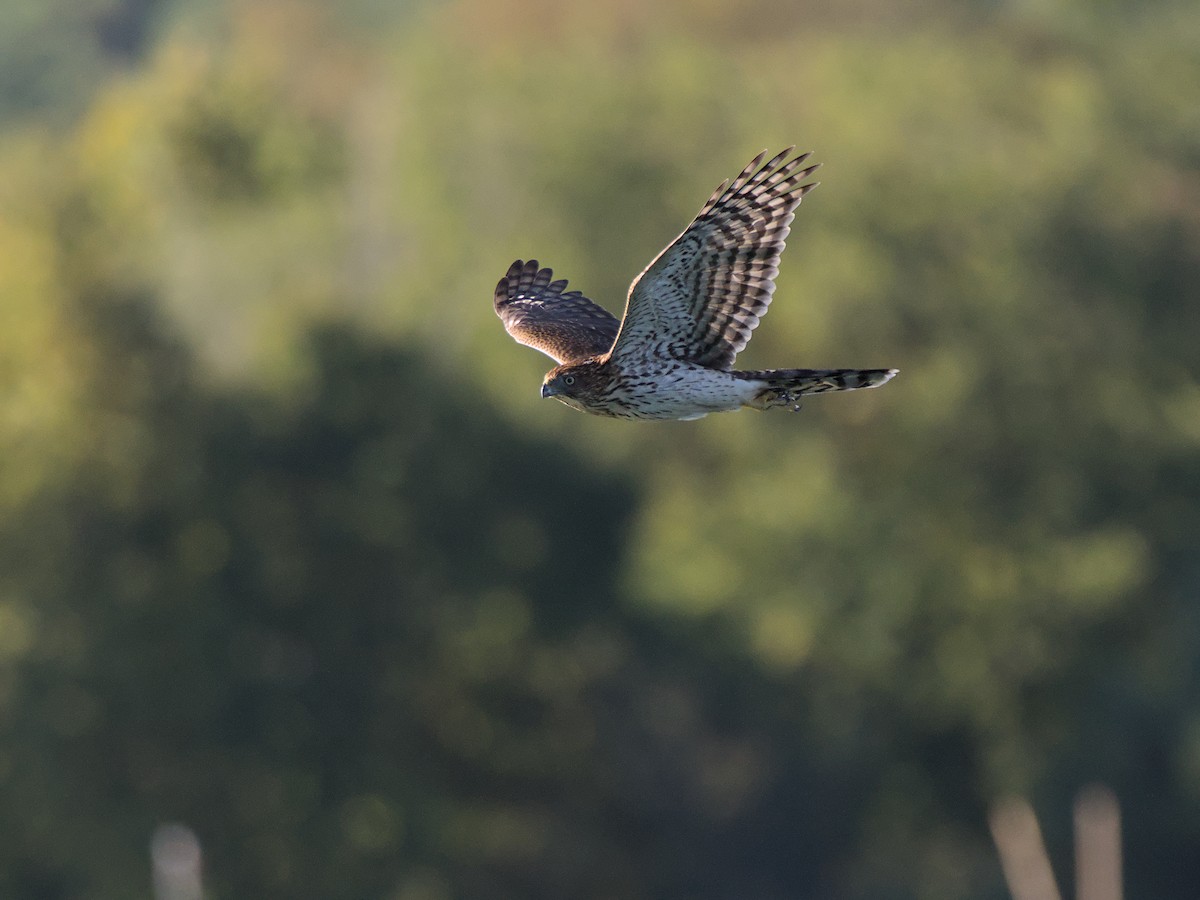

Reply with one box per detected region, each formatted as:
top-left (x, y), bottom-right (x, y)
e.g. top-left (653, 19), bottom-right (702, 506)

top-left (564, 375), bottom-right (576, 385)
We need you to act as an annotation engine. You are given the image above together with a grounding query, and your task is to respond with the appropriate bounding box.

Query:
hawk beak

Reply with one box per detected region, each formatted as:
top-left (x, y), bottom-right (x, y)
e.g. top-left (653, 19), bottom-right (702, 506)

top-left (541, 382), bottom-right (557, 399)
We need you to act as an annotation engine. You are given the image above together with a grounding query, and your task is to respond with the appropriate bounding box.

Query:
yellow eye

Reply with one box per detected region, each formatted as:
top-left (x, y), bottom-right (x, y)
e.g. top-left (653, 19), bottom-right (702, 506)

top-left (564, 375), bottom-right (576, 385)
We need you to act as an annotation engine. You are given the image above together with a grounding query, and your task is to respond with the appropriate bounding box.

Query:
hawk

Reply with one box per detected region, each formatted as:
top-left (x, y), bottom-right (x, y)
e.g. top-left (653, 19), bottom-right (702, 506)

top-left (494, 148), bottom-right (897, 420)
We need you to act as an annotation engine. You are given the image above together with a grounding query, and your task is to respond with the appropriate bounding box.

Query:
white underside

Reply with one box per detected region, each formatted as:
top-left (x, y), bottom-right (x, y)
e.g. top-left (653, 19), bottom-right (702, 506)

top-left (625, 364), bottom-right (761, 420)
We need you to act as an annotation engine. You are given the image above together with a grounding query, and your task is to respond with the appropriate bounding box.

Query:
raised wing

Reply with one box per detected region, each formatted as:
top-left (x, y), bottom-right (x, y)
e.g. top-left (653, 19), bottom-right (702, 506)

top-left (608, 149), bottom-right (819, 369)
top-left (494, 259), bottom-right (620, 365)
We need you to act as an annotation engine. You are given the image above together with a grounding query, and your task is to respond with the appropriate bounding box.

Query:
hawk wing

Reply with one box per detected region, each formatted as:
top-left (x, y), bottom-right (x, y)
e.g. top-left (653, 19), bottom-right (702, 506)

top-left (608, 149), bottom-right (819, 370)
top-left (494, 259), bottom-right (620, 365)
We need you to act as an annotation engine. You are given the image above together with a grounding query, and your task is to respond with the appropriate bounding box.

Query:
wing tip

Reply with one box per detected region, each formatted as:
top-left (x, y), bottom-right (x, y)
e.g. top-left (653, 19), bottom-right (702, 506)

top-left (496, 258), bottom-right (538, 311)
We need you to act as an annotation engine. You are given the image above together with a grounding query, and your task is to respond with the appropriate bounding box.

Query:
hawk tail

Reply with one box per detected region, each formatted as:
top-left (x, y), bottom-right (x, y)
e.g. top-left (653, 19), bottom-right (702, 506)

top-left (739, 367), bottom-right (898, 410)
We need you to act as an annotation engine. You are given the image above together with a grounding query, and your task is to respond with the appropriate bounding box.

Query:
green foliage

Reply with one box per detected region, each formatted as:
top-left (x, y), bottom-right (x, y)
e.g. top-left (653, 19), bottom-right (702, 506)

top-left (1, 0), bottom-right (1199, 897)
top-left (0, 0), bottom-right (151, 122)
top-left (0, 300), bottom-right (638, 898)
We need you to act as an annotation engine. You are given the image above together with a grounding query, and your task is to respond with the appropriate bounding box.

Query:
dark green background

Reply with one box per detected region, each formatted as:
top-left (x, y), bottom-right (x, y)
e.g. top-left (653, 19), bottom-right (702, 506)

top-left (1, 0), bottom-right (1197, 896)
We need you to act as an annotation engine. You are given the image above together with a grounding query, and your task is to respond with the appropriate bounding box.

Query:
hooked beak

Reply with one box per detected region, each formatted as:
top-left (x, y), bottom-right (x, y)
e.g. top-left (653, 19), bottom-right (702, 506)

top-left (541, 381), bottom-right (558, 399)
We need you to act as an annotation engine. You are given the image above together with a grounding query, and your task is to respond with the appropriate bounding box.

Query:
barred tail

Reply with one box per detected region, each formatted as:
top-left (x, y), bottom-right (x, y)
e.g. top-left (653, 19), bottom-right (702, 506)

top-left (738, 367), bottom-right (898, 411)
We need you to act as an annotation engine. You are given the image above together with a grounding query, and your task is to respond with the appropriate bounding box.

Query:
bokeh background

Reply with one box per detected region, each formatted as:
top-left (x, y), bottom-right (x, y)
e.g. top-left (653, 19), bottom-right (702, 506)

top-left (2, 0), bottom-right (1198, 897)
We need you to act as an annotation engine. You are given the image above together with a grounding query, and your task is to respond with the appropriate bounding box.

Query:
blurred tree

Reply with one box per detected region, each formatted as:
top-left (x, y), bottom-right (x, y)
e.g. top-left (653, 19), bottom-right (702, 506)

top-left (1, 0), bottom-right (1199, 897)
top-left (0, 283), bottom-right (631, 896)
top-left (0, 286), bottom-right (926, 899)
top-left (0, 0), bottom-right (170, 122)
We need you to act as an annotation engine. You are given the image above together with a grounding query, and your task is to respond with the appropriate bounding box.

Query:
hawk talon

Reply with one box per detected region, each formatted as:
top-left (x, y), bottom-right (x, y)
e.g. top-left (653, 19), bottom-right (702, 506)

top-left (775, 389), bottom-right (802, 412)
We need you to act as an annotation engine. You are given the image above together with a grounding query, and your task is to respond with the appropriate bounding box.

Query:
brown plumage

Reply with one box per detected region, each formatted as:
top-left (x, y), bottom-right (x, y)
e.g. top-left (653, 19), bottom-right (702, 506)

top-left (494, 148), bottom-right (897, 420)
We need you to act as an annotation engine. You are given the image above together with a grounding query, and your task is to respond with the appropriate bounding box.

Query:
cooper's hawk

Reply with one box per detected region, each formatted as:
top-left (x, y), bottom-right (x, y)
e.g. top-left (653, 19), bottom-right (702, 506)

top-left (494, 148), bottom-right (897, 420)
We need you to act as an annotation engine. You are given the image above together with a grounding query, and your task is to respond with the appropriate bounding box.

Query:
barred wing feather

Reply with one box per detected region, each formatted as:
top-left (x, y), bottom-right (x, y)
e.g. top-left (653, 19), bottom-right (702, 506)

top-left (608, 149), bottom-right (819, 370)
top-left (494, 259), bottom-right (620, 365)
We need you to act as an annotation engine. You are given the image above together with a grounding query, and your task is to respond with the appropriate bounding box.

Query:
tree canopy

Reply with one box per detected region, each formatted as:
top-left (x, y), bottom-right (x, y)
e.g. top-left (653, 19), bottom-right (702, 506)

top-left (1, 0), bottom-right (1198, 896)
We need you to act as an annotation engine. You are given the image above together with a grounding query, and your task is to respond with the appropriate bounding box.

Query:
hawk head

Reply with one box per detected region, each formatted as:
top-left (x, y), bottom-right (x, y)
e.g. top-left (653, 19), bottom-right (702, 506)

top-left (541, 361), bottom-right (608, 413)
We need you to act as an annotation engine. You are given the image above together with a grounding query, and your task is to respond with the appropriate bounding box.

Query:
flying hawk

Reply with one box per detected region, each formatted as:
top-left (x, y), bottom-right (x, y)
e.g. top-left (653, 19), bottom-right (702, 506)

top-left (494, 148), bottom-right (897, 420)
